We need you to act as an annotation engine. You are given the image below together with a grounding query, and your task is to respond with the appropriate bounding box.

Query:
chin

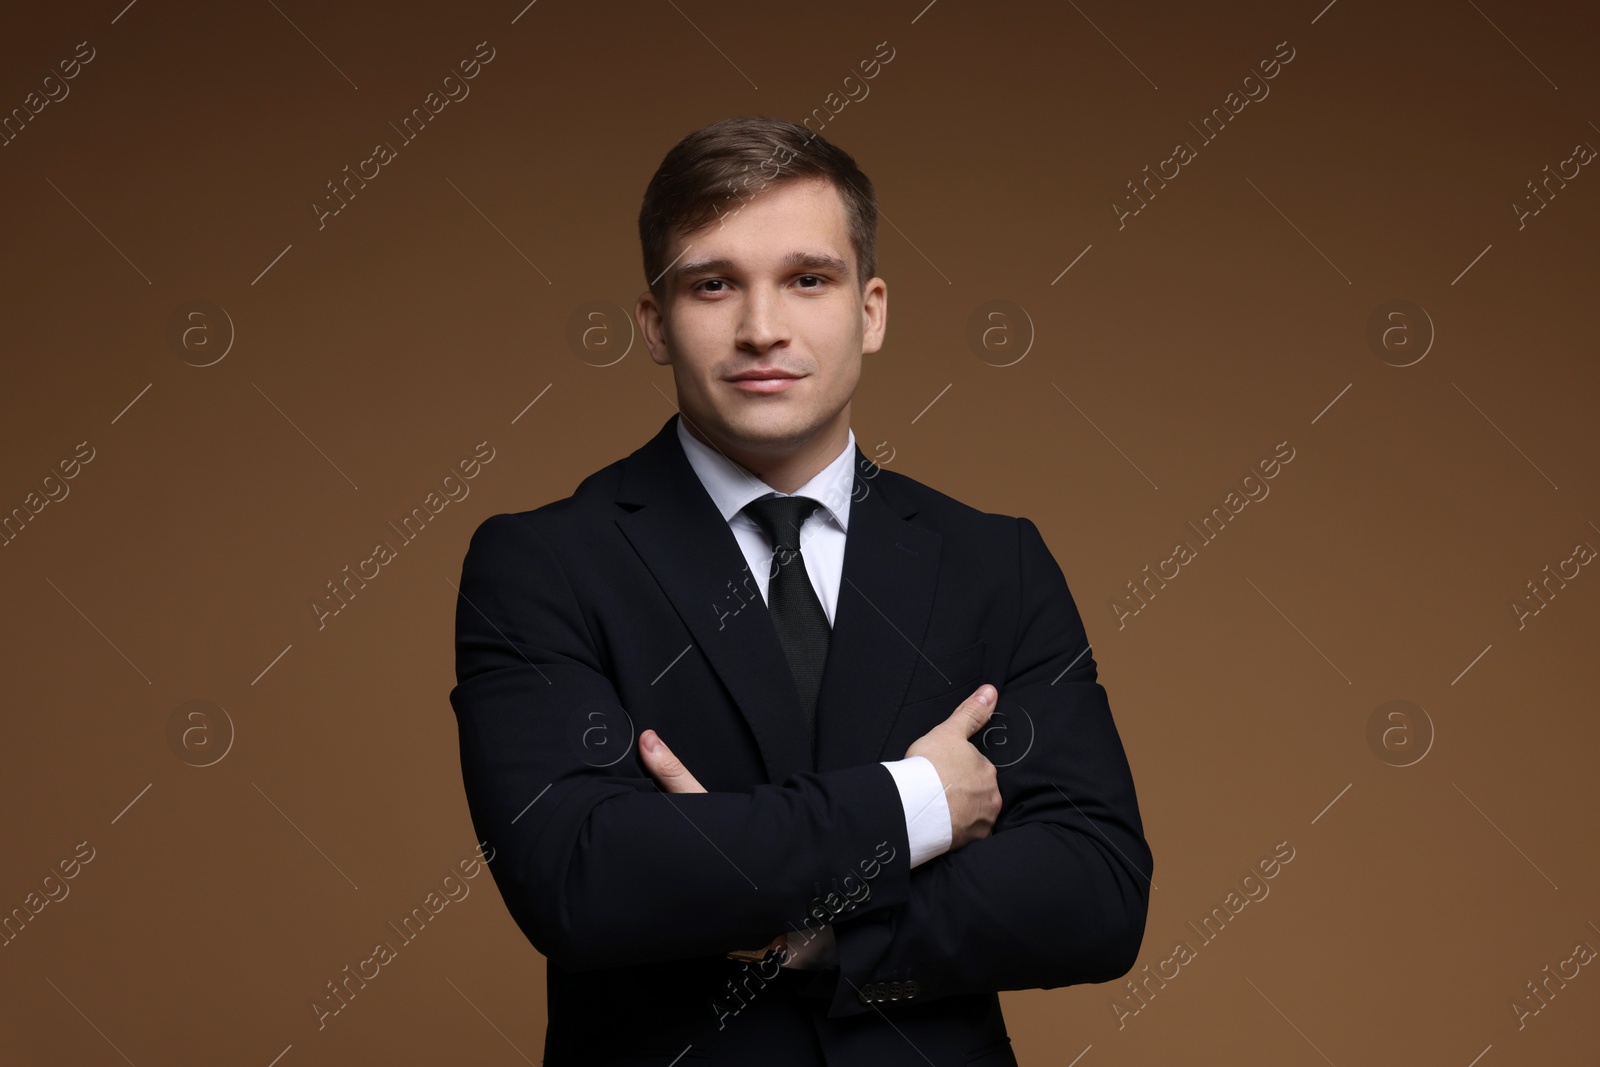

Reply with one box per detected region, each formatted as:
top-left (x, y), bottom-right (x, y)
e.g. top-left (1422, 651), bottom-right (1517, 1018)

top-left (724, 409), bottom-right (820, 449)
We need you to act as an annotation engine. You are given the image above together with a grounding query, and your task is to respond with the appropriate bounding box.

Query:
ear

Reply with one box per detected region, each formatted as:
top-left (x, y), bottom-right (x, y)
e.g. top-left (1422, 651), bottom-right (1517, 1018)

top-left (636, 290), bottom-right (672, 367)
top-left (860, 276), bottom-right (888, 355)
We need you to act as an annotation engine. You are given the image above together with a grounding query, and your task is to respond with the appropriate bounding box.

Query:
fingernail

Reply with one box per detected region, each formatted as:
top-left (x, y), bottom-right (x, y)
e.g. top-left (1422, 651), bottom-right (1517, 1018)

top-left (975, 685), bottom-right (994, 705)
top-left (642, 731), bottom-right (658, 753)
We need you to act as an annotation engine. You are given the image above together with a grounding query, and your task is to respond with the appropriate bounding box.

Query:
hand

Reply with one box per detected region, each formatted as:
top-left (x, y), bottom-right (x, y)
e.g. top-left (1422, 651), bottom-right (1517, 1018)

top-left (639, 729), bottom-right (707, 794)
top-left (904, 684), bottom-right (1003, 851)
top-left (731, 927), bottom-right (837, 970)
top-left (780, 924), bottom-right (837, 970)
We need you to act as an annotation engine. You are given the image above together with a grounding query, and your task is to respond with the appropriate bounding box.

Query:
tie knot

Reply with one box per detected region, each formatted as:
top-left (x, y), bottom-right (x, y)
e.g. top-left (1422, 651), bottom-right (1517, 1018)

top-left (743, 493), bottom-right (824, 553)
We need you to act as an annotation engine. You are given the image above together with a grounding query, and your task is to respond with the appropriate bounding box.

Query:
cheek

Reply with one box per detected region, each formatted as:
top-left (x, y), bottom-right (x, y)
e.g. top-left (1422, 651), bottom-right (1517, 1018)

top-left (664, 319), bottom-right (718, 371)
top-left (829, 345), bottom-right (863, 391)
top-left (814, 319), bottom-right (864, 380)
top-left (838, 359), bottom-right (862, 396)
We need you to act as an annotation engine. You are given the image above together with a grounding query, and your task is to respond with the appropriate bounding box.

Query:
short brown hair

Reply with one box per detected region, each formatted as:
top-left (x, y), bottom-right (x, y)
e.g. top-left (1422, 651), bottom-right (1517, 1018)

top-left (638, 116), bottom-right (878, 303)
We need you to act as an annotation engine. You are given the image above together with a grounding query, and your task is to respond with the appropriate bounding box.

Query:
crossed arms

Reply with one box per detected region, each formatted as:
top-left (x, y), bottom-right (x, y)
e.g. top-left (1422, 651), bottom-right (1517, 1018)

top-left (449, 512), bottom-right (1152, 1018)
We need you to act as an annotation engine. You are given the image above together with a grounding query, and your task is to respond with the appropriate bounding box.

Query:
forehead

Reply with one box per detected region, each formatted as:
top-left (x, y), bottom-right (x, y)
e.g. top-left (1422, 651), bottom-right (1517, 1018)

top-left (668, 177), bottom-right (853, 275)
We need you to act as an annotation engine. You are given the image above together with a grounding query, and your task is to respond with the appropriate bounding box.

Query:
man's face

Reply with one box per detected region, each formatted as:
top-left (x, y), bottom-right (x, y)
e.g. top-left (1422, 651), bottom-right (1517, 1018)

top-left (637, 177), bottom-right (887, 461)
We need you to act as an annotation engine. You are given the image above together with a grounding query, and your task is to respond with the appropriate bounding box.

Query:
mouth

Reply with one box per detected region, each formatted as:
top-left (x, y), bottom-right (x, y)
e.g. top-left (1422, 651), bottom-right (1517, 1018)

top-left (726, 371), bottom-right (804, 394)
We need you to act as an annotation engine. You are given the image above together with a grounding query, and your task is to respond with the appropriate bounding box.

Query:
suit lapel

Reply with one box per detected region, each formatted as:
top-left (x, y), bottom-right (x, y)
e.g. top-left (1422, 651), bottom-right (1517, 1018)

top-left (812, 455), bottom-right (942, 773)
top-left (614, 415), bottom-right (941, 783)
top-left (617, 416), bottom-right (811, 783)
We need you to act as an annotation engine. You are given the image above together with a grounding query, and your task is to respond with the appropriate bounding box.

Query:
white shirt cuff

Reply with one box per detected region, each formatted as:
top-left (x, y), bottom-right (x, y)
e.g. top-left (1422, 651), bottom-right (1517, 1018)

top-left (880, 756), bottom-right (953, 869)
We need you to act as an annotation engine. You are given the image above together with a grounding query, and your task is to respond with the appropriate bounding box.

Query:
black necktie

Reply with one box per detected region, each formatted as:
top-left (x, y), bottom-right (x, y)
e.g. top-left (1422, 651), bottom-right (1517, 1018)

top-left (742, 493), bottom-right (832, 745)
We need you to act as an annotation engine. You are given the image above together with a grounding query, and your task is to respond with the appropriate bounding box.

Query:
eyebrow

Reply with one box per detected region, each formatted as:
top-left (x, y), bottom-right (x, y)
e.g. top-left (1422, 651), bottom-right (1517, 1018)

top-left (676, 250), bottom-right (851, 282)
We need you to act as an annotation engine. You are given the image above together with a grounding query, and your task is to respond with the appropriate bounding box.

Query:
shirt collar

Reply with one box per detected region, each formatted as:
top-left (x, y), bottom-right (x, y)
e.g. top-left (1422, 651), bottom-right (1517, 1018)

top-left (675, 415), bottom-right (855, 534)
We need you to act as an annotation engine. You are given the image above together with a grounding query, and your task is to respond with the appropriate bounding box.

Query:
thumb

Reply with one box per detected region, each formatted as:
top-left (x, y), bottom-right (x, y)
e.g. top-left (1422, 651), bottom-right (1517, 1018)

top-left (943, 684), bottom-right (997, 739)
top-left (640, 730), bottom-right (707, 794)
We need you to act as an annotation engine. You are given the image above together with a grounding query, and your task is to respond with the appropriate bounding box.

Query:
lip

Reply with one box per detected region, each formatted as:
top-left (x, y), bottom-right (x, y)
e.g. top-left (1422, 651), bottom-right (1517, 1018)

top-left (726, 372), bottom-right (803, 394)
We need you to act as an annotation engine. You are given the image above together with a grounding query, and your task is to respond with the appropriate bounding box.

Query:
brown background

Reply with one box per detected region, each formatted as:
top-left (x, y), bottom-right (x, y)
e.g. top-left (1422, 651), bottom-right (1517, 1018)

top-left (2, 0), bottom-right (1597, 1063)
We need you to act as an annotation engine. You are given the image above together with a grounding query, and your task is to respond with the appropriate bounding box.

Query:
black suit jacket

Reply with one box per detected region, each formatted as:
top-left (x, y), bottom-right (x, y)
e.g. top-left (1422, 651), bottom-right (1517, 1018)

top-left (449, 414), bottom-right (1152, 1066)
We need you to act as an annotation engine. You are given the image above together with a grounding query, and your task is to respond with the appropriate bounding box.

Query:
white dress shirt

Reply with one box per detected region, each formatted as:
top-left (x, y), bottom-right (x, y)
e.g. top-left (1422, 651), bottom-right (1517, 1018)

top-left (675, 417), bottom-right (953, 967)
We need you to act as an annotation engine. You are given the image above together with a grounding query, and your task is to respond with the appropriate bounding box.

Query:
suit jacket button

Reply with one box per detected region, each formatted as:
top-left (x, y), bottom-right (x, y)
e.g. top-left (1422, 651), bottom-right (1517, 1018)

top-left (905, 980), bottom-right (921, 998)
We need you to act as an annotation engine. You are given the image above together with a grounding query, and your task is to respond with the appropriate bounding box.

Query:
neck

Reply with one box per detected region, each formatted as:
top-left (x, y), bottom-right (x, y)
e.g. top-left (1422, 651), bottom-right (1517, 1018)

top-left (684, 409), bottom-right (851, 495)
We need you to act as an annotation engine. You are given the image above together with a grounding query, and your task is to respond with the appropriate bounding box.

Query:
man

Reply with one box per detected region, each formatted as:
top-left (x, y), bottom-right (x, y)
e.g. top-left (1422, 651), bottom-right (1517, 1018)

top-left (449, 116), bottom-right (1152, 1066)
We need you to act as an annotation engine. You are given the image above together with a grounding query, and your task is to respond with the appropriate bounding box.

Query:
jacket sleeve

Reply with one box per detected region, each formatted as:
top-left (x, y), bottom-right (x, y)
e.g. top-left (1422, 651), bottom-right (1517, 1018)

top-left (821, 515), bottom-right (1153, 1017)
top-left (449, 512), bottom-right (913, 974)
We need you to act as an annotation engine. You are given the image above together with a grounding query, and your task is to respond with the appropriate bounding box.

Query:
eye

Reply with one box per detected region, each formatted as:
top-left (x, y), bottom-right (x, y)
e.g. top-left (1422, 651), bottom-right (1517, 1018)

top-left (696, 279), bottom-right (727, 293)
top-left (795, 274), bottom-right (825, 288)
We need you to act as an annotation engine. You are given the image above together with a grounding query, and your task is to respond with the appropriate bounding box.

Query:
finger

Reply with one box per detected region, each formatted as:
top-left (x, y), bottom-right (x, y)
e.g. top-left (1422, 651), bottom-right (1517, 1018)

top-left (943, 684), bottom-right (998, 739)
top-left (640, 730), bottom-right (708, 793)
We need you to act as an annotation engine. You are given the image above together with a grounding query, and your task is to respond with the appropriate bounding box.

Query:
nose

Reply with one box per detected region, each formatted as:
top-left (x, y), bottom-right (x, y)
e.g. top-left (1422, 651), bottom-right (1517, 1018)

top-left (734, 282), bottom-right (789, 353)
